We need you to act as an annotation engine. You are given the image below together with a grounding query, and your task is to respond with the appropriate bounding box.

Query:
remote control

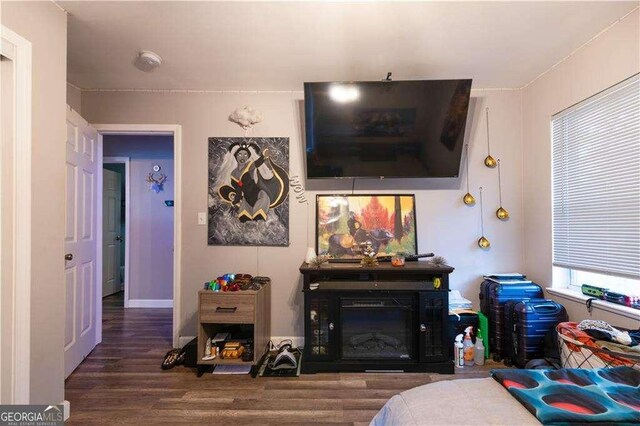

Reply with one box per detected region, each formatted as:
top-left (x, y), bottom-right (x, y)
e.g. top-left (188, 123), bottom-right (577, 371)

top-left (405, 253), bottom-right (435, 261)
top-left (377, 253), bottom-right (435, 262)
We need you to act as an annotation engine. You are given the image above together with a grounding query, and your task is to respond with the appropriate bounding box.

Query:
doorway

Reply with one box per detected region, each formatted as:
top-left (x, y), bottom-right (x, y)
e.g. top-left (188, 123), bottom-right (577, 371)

top-left (1, 25), bottom-right (32, 404)
top-left (102, 160), bottom-right (126, 300)
top-left (95, 126), bottom-right (182, 349)
top-left (101, 135), bottom-right (174, 311)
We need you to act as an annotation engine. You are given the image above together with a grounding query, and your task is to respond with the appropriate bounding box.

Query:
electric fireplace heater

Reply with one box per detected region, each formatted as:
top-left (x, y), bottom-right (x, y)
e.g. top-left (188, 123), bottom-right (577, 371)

top-left (341, 298), bottom-right (414, 360)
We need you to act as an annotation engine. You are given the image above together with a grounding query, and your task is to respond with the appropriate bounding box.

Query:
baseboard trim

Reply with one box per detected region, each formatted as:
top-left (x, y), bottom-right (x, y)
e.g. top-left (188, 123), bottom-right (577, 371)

top-left (62, 400), bottom-right (70, 421)
top-left (270, 336), bottom-right (305, 348)
top-left (179, 336), bottom-right (196, 347)
top-left (127, 299), bottom-right (173, 308)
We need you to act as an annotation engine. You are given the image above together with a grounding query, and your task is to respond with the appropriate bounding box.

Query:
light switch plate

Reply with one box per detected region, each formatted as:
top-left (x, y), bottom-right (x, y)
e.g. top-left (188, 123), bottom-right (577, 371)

top-left (197, 212), bottom-right (207, 225)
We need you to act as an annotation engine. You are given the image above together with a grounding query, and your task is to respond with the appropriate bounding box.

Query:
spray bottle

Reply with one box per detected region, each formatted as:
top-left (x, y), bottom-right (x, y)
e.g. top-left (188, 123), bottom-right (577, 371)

top-left (454, 334), bottom-right (464, 368)
top-left (474, 330), bottom-right (485, 366)
top-left (463, 326), bottom-right (475, 366)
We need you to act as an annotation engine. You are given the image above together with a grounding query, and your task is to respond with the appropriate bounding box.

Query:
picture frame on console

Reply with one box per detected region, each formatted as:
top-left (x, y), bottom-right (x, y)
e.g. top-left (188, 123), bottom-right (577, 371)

top-left (316, 194), bottom-right (417, 260)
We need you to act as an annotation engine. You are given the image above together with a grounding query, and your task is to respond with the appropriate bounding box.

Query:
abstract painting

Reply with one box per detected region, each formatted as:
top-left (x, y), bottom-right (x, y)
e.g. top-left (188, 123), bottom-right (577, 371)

top-left (316, 194), bottom-right (417, 259)
top-left (208, 137), bottom-right (289, 246)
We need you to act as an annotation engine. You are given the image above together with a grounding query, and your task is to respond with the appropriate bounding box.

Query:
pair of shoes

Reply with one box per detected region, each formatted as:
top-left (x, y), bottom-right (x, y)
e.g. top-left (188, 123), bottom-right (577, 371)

top-left (161, 348), bottom-right (185, 370)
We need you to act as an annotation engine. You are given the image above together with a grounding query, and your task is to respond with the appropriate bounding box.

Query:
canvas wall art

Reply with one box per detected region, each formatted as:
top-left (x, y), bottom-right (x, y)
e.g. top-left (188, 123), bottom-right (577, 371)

top-left (208, 137), bottom-right (290, 246)
top-left (316, 194), bottom-right (417, 259)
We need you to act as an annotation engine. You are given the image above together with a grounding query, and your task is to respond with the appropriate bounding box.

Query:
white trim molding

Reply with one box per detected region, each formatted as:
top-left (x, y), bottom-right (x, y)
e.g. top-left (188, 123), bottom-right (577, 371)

top-left (1, 25), bottom-right (32, 405)
top-left (128, 299), bottom-right (173, 308)
top-left (62, 400), bottom-right (70, 421)
top-left (103, 157), bottom-right (131, 308)
top-left (95, 124), bottom-right (182, 348)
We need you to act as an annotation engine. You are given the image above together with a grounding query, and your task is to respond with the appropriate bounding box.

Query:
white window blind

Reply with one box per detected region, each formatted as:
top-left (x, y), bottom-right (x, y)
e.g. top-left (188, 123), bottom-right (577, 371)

top-left (552, 74), bottom-right (640, 279)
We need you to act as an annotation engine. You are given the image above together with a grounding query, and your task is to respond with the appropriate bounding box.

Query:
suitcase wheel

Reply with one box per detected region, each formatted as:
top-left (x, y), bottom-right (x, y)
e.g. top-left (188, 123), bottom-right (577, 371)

top-left (503, 359), bottom-right (513, 367)
top-left (492, 354), bottom-right (502, 362)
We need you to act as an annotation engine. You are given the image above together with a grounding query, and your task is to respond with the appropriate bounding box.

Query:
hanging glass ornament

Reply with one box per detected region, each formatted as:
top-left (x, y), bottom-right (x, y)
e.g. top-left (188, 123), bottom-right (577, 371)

top-left (496, 159), bottom-right (510, 220)
top-left (463, 193), bottom-right (476, 206)
top-left (462, 145), bottom-right (475, 206)
top-left (478, 187), bottom-right (491, 249)
top-left (484, 107), bottom-right (497, 168)
top-left (478, 236), bottom-right (491, 249)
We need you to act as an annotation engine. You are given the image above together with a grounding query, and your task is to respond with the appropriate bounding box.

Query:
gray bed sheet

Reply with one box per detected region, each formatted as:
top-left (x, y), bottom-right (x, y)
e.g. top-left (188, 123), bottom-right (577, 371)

top-left (370, 377), bottom-right (540, 425)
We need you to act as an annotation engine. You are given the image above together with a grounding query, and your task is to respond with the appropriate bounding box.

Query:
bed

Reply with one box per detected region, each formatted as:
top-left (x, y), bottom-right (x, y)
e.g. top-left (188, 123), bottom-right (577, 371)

top-left (371, 367), bottom-right (640, 425)
top-left (370, 377), bottom-right (540, 425)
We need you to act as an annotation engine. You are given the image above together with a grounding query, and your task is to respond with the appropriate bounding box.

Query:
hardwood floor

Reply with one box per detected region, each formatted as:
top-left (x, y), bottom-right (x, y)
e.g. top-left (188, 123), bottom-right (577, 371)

top-left (65, 293), bottom-right (496, 425)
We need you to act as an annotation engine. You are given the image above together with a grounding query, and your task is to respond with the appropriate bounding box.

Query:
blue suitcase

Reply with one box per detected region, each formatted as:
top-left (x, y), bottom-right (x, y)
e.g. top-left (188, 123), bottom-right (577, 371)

top-left (501, 300), bottom-right (521, 366)
top-left (507, 299), bottom-right (568, 368)
top-left (479, 279), bottom-right (493, 315)
top-left (482, 281), bottom-right (543, 360)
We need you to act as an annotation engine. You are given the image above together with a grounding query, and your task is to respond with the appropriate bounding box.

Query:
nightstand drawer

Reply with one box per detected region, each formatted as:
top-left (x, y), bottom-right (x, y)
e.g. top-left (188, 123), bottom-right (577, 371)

top-left (199, 293), bottom-right (255, 323)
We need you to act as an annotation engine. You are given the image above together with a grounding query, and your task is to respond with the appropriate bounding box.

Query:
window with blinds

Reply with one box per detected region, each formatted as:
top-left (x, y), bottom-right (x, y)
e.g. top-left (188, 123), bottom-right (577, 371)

top-left (552, 74), bottom-right (640, 281)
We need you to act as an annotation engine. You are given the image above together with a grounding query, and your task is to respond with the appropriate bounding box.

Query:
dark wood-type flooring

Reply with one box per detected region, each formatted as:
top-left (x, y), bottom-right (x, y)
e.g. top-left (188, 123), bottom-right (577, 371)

top-left (65, 292), bottom-right (497, 425)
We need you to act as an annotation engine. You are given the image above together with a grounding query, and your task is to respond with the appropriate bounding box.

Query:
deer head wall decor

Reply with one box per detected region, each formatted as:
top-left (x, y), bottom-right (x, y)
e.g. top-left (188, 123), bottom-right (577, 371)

top-left (147, 165), bottom-right (167, 193)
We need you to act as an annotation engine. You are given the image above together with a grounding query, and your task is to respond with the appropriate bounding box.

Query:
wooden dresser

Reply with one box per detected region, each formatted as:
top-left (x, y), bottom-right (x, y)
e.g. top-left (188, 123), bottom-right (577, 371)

top-left (197, 283), bottom-right (271, 375)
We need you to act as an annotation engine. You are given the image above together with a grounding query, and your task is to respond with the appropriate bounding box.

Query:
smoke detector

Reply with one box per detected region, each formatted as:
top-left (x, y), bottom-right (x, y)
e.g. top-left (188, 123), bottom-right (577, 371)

top-left (133, 50), bottom-right (162, 72)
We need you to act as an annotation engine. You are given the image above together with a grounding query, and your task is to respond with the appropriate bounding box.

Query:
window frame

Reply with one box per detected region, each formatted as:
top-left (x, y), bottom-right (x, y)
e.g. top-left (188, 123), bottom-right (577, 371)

top-left (550, 73), bottom-right (640, 291)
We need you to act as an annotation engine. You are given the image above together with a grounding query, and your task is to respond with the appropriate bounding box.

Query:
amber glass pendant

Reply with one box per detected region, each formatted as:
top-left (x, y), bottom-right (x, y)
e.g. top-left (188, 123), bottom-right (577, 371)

top-left (478, 236), bottom-right (491, 249)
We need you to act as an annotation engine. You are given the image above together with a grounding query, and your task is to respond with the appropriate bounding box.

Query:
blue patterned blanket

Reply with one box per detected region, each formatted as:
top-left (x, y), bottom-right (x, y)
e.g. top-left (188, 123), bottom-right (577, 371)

top-left (492, 367), bottom-right (640, 425)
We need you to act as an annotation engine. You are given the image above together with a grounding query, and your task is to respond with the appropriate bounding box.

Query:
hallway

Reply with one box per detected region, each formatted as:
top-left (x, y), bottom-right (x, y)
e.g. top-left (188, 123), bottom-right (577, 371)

top-left (64, 293), bottom-right (175, 423)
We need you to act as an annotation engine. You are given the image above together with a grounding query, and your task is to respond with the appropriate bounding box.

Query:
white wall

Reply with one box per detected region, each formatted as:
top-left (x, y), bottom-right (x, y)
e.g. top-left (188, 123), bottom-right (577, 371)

top-left (1, 0), bottom-right (67, 405)
top-left (103, 135), bottom-right (174, 301)
top-left (82, 88), bottom-right (524, 339)
top-left (522, 9), bottom-right (640, 325)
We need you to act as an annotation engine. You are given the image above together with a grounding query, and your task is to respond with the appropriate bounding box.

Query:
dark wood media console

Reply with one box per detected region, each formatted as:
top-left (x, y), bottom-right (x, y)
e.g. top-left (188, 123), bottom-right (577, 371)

top-left (300, 262), bottom-right (454, 374)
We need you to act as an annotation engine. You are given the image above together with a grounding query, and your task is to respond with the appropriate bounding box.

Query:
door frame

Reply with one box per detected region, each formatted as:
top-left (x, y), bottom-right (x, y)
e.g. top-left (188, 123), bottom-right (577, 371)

top-left (1, 25), bottom-right (32, 404)
top-left (95, 124), bottom-right (181, 348)
top-left (103, 157), bottom-right (130, 306)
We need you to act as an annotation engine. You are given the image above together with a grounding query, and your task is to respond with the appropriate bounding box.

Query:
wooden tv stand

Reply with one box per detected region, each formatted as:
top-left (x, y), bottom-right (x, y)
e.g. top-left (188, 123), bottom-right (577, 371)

top-left (300, 261), bottom-right (454, 374)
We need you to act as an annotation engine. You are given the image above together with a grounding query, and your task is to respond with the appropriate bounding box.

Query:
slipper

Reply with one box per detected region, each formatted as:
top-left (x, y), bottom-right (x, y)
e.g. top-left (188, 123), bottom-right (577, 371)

top-left (175, 350), bottom-right (186, 365)
top-left (268, 347), bottom-right (298, 370)
top-left (162, 348), bottom-right (182, 370)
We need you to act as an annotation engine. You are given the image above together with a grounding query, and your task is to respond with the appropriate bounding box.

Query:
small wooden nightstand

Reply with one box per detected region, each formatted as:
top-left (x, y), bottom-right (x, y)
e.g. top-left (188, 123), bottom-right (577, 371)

top-left (196, 284), bottom-right (271, 376)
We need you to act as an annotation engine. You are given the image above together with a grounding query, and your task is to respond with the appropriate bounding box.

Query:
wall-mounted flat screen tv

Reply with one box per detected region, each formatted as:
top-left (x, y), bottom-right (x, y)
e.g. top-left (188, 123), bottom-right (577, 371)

top-left (304, 79), bottom-right (472, 179)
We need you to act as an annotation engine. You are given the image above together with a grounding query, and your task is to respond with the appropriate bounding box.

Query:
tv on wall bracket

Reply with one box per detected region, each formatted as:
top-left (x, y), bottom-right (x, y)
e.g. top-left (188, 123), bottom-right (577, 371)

top-left (315, 194), bottom-right (417, 261)
top-left (304, 79), bottom-right (473, 179)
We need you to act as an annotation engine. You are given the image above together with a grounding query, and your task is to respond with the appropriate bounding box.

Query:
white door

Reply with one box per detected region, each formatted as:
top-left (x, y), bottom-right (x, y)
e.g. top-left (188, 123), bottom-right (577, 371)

top-left (102, 169), bottom-right (122, 297)
top-left (64, 108), bottom-right (99, 378)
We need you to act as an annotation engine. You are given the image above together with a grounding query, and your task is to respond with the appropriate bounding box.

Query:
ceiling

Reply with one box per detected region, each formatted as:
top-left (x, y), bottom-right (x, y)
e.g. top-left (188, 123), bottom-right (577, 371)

top-left (62, 1), bottom-right (639, 91)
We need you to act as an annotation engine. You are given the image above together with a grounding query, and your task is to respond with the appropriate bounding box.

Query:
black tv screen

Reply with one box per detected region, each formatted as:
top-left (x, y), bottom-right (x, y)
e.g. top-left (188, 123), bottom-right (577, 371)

top-left (304, 79), bottom-right (472, 179)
